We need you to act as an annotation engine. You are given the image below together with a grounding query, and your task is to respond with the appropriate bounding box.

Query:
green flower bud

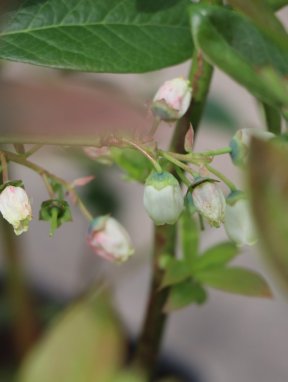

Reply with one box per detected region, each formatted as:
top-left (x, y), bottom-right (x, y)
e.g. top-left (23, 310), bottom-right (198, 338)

top-left (224, 191), bottom-right (257, 246)
top-left (143, 171), bottom-right (184, 225)
top-left (152, 77), bottom-right (192, 121)
top-left (230, 128), bottom-right (275, 167)
top-left (191, 180), bottom-right (225, 228)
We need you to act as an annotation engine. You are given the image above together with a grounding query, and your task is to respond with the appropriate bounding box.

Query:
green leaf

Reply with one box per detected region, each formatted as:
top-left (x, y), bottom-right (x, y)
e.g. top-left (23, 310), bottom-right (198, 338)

top-left (226, 0), bottom-right (288, 52)
top-left (179, 202), bottom-right (199, 263)
top-left (249, 138), bottom-right (288, 293)
top-left (161, 259), bottom-right (191, 288)
top-left (164, 279), bottom-right (207, 312)
top-left (190, 5), bottom-right (288, 110)
top-left (111, 147), bottom-right (153, 183)
top-left (0, 0), bottom-right (193, 73)
top-left (192, 242), bottom-right (238, 273)
top-left (196, 267), bottom-right (272, 298)
top-left (18, 292), bottom-right (125, 382)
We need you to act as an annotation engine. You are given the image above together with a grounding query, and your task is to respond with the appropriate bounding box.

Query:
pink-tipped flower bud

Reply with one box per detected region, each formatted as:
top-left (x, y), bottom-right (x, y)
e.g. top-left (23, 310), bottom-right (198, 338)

top-left (0, 186), bottom-right (32, 235)
top-left (191, 180), bottom-right (226, 228)
top-left (87, 216), bottom-right (134, 264)
top-left (143, 171), bottom-right (184, 225)
top-left (152, 77), bottom-right (192, 121)
top-left (224, 192), bottom-right (257, 246)
top-left (230, 128), bottom-right (275, 167)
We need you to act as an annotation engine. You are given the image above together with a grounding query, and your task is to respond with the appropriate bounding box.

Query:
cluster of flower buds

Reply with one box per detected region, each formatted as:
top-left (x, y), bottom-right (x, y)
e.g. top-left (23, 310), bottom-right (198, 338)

top-left (0, 184), bottom-right (32, 235)
top-left (87, 216), bottom-right (134, 264)
top-left (143, 171), bottom-right (184, 225)
top-left (152, 77), bottom-right (192, 121)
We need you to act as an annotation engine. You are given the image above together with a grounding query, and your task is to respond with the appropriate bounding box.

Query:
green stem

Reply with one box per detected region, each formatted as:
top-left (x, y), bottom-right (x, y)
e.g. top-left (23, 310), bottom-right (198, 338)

top-left (205, 163), bottom-right (238, 191)
top-left (161, 152), bottom-right (195, 176)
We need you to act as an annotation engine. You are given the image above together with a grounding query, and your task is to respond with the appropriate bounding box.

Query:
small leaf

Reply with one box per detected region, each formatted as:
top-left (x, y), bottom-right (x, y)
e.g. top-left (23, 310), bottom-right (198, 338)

top-left (164, 279), bottom-right (207, 312)
top-left (18, 292), bottom-right (125, 382)
top-left (161, 259), bottom-right (191, 288)
top-left (0, 0), bottom-right (193, 73)
top-left (196, 267), bottom-right (272, 298)
top-left (249, 138), bottom-right (288, 292)
top-left (192, 242), bottom-right (238, 273)
top-left (111, 147), bottom-right (153, 183)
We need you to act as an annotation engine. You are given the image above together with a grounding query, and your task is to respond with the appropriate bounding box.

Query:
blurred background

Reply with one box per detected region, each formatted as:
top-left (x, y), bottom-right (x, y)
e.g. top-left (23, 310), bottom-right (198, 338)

top-left (0, 6), bottom-right (288, 382)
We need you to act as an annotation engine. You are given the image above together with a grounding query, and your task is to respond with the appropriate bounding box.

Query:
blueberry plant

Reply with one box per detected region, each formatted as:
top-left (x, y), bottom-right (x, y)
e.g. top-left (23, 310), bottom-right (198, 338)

top-left (0, 0), bottom-right (288, 381)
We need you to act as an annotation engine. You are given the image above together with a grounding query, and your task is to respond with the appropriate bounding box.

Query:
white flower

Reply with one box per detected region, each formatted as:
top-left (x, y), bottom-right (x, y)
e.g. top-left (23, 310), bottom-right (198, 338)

top-left (224, 197), bottom-right (257, 246)
top-left (87, 216), bottom-right (134, 263)
top-left (143, 171), bottom-right (184, 225)
top-left (192, 181), bottom-right (226, 227)
top-left (152, 77), bottom-right (192, 121)
top-left (0, 186), bottom-right (32, 235)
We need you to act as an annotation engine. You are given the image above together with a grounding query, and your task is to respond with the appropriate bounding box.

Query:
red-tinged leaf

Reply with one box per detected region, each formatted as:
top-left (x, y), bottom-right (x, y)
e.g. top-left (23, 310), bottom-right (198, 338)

top-left (196, 267), bottom-right (272, 298)
top-left (70, 176), bottom-right (95, 188)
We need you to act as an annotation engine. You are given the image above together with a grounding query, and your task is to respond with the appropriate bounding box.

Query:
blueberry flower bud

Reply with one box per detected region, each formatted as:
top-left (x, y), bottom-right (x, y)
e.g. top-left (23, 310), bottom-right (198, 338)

top-left (0, 186), bottom-right (32, 235)
top-left (87, 216), bottom-right (134, 264)
top-left (224, 192), bottom-right (257, 246)
top-left (191, 180), bottom-right (225, 228)
top-left (230, 128), bottom-right (275, 167)
top-left (152, 77), bottom-right (192, 121)
top-left (143, 171), bottom-right (184, 225)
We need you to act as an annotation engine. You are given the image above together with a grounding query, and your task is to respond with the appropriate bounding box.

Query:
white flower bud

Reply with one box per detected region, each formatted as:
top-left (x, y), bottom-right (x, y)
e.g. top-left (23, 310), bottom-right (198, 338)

top-left (87, 216), bottom-right (134, 264)
top-left (0, 186), bottom-right (32, 235)
top-left (224, 193), bottom-right (257, 246)
top-left (143, 171), bottom-right (184, 225)
top-left (230, 128), bottom-right (275, 167)
top-left (152, 77), bottom-right (192, 121)
top-left (192, 180), bottom-right (225, 227)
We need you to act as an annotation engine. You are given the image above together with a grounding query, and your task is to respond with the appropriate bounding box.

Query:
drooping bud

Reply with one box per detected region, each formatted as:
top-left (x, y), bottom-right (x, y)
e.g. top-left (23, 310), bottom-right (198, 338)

top-left (191, 179), bottom-right (226, 228)
top-left (230, 128), bottom-right (275, 167)
top-left (224, 191), bottom-right (257, 246)
top-left (152, 77), bottom-right (192, 121)
top-left (87, 216), bottom-right (134, 263)
top-left (143, 171), bottom-right (184, 225)
top-left (0, 185), bottom-right (32, 235)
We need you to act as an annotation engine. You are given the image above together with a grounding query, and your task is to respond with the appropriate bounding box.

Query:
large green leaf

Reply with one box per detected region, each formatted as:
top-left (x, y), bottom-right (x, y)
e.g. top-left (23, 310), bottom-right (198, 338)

top-left (249, 138), bottom-right (288, 293)
top-left (196, 267), bottom-right (272, 298)
top-left (190, 5), bottom-right (288, 110)
top-left (0, 0), bottom-right (193, 73)
top-left (18, 292), bottom-right (125, 382)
